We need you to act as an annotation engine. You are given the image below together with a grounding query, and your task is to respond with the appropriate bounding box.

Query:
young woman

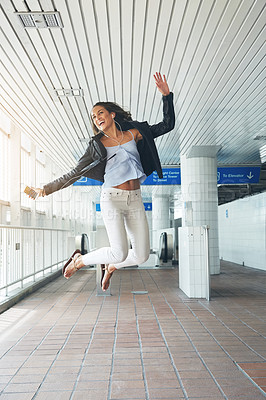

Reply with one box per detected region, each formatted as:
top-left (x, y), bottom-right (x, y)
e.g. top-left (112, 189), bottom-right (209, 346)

top-left (27, 73), bottom-right (175, 291)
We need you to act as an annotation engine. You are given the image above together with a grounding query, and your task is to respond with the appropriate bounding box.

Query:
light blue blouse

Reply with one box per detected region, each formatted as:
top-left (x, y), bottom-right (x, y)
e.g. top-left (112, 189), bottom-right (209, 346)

top-left (103, 130), bottom-right (146, 188)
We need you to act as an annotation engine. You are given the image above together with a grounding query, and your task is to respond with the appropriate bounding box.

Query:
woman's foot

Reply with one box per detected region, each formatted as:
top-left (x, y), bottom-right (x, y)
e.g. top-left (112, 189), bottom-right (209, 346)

top-left (102, 265), bottom-right (116, 291)
top-left (64, 253), bottom-right (84, 279)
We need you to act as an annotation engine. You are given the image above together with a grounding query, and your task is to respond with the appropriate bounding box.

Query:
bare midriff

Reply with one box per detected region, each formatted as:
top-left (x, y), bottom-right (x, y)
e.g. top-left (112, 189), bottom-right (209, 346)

top-left (113, 178), bottom-right (140, 191)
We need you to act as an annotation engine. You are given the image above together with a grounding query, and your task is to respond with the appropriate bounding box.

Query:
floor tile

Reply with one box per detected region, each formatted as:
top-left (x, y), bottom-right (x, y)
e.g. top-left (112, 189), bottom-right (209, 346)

top-left (0, 261), bottom-right (265, 400)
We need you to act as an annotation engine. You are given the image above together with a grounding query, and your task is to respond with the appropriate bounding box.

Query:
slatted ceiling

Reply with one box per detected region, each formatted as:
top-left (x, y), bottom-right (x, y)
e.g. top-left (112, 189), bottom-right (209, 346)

top-left (107, 0), bottom-right (123, 103)
top-left (26, 0), bottom-right (92, 144)
top-left (160, 0), bottom-right (266, 164)
top-left (25, 17), bottom-right (89, 147)
top-left (0, 1), bottom-right (265, 187)
top-left (171, 0), bottom-right (243, 138)
top-left (73, 0), bottom-right (99, 101)
top-left (135, 0), bottom-right (159, 120)
top-left (148, 0), bottom-right (183, 124)
top-left (154, 0), bottom-right (216, 151)
top-left (140, 0), bottom-right (166, 120)
top-left (56, 1), bottom-right (97, 107)
top-left (120, 0), bottom-right (133, 109)
top-left (2, 2), bottom-right (71, 152)
top-left (0, 52), bottom-right (76, 164)
top-left (0, 59), bottom-right (80, 166)
top-left (130, 0), bottom-right (145, 118)
top-left (1, 0), bottom-right (88, 162)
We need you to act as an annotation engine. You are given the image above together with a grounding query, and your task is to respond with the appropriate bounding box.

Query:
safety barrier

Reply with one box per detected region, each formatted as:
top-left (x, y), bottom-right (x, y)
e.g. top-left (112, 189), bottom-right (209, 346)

top-left (0, 225), bottom-right (70, 297)
top-left (202, 225), bottom-right (211, 301)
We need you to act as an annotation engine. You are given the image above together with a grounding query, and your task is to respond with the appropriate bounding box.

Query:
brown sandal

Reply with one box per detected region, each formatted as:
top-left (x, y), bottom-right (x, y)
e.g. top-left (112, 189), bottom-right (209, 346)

top-left (63, 251), bottom-right (82, 279)
top-left (102, 265), bottom-right (114, 291)
top-left (100, 264), bottom-right (106, 287)
top-left (62, 249), bottom-right (81, 275)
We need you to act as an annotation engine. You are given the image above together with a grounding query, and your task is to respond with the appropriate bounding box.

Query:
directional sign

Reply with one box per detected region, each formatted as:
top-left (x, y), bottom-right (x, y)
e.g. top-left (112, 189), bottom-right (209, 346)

top-left (73, 177), bottom-right (102, 186)
top-left (217, 166), bottom-right (261, 184)
top-left (73, 166), bottom-right (260, 186)
top-left (144, 202), bottom-right (152, 211)
top-left (73, 168), bottom-right (181, 186)
top-left (142, 168), bottom-right (181, 185)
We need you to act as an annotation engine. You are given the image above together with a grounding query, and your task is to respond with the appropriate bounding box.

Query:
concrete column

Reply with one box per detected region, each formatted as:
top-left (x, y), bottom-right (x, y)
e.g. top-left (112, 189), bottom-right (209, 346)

top-left (152, 194), bottom-right (170, 255)
top-left (152, 194), bottom-right (170, 231)
top-left (145, 208), bottom-right (153, 248)
top-left (10, 123), bottom-right (21, 226)
top-left (179, 146), bottom-right (221, 298)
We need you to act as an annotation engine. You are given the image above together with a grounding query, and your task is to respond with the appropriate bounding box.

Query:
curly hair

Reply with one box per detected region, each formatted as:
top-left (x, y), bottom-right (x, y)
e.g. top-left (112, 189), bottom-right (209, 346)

top-left (90, 102), bottom-right (132, 135)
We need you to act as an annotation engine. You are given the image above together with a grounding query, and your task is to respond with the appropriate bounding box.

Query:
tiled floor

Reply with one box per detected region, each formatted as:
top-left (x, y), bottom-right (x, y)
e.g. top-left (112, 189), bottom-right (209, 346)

top-left (0, 260), bottom-right (265, 400)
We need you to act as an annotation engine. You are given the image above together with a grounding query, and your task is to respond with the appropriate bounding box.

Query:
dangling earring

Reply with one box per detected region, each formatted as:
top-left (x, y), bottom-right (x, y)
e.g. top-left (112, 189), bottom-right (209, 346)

top-left (114, 119), bottom-right (123, 132)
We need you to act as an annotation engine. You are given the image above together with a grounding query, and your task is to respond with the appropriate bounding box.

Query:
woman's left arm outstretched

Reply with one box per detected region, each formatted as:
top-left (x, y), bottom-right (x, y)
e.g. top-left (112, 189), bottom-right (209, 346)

top-left (153, 72), bottom-right (170, 96)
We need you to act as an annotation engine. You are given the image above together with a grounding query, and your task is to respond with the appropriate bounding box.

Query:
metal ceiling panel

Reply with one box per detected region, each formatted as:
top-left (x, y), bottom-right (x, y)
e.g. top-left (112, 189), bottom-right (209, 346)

top-left (0, 0), bottom-right (265, 186)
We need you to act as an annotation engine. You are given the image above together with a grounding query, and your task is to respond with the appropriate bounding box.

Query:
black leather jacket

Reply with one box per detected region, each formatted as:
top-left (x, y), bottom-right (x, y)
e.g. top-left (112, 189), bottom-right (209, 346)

top-left (44, 92), bottom-right (175, 195)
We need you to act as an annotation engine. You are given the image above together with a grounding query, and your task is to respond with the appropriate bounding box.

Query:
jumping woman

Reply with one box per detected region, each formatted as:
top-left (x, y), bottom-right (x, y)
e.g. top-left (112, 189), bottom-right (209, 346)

top-left (27, 73), bottom-right (175, 291)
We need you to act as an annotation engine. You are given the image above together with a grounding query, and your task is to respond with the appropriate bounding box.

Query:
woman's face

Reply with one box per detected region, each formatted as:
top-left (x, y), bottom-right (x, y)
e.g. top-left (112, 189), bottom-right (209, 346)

top-left (91, 106), bottom-right (114, 132)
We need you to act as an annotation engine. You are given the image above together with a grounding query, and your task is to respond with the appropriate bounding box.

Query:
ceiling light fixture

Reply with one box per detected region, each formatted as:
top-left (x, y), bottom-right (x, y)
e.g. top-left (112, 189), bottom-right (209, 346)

top-left (55, 89), bottom-right (84, 97)
top-left (15, 12), bottom-right (63, 29)
top-left (259, 144), bottom-right (266, 163)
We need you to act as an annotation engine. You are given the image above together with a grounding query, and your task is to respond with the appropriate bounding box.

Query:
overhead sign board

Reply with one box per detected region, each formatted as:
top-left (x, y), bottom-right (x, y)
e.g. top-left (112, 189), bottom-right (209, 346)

top-left (73, 177), bottom-right (102, 186)
top-left (142, 168), bottom-right (181, 185)
top-left (74, 166), bottom-right (260, 186)
top-left (217, 166), bottom-right (261, 184)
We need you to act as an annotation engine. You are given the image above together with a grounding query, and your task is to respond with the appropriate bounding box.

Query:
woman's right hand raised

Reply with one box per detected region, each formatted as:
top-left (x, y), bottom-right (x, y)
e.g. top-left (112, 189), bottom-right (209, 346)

top-left (153, 72), bottom-right (170, 96)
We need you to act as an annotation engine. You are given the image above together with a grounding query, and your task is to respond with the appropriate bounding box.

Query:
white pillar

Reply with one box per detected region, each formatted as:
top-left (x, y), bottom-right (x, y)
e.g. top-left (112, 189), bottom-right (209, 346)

top-left (152, 194), bottom-right (170, 255)
top-left (179, 146), bottom-right (220, 298)
top-left (152, 194), bottom-right (170, 231)
top-left (145, 208), bottom-right (153, 248)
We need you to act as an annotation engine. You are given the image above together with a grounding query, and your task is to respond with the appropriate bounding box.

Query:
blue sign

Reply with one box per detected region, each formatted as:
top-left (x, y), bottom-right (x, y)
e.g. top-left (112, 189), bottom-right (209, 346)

top-left (144, 202), bottom-right (152, 211)
top-left (142, 168), bottom-right (181, 185)
top-left (217, 167), bottom-right (260, 184)
top-left (73, 177), bottom-right (102, 186)
top-left (96, 202), bottom-right (152, 212)
top-left (73, 167), bottom-right (181, 186)
top-left (73, 166), bottom-right (260, 186)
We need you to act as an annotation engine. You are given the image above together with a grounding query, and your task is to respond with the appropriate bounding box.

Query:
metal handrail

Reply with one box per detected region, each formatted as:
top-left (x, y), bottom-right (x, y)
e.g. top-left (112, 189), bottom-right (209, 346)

top-left (0, 224), bottom-right (69, 231)
top-left (0, 225), bottom-right (70, 297)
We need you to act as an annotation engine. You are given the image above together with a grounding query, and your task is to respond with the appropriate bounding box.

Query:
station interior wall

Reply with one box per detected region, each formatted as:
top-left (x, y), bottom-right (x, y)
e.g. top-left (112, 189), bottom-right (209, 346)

top-left (218, 192), bottom-right (266, 271)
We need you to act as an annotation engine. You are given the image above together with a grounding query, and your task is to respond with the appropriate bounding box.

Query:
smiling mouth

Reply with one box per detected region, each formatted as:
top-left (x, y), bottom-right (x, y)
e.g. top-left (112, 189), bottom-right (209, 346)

top-left (98, 121), bottom-right (105, 128)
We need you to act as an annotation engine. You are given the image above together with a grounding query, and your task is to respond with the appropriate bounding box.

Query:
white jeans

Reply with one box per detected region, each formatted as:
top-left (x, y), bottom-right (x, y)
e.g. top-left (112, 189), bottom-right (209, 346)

top-left (82, 188), bottom-right (150, 269)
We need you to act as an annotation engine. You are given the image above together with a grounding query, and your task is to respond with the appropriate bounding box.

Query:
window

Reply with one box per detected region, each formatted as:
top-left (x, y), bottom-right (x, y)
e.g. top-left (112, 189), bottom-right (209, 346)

top-left (0, 131), bottom-right (10, 202)
top-left (0, 109), bottom-right (11, 135)
top-left (52, 171), bottom-right (62, 217)
top-left (21, 148), bottom-right (31, 208)
top-left (62, 186), bottom-right (71, 219)
top-left (0, 111), bottom-right (11, 202)
top-left (36, 160), bottom-right (46, 213)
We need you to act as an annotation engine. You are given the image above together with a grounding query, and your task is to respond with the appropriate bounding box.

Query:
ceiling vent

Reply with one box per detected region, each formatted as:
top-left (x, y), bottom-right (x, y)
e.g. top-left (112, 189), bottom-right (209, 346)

top-left (254, 135), bottom-right (266, 141)
top-left (55, 89), bottom-right (84, 97)
top-left (16, 12), bottom-right (63, 29)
